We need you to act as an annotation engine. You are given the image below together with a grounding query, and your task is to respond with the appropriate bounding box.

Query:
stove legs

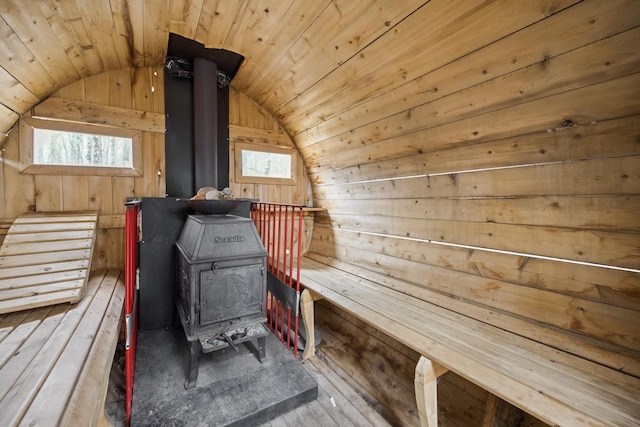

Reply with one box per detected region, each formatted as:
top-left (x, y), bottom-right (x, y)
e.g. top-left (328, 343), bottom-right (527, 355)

top-left (257, 336), bottom-right (266, 362)
top-left (185, 339), bottom-right (201, 390)
top-left (184, 326), bottom-right (269, 389)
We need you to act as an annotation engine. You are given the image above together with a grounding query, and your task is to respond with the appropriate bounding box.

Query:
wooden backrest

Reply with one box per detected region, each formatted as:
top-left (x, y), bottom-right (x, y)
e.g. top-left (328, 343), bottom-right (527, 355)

top-left (307, 198), bottom-right (640, 376)
top-left (0, 211), bottom-right (99, 314)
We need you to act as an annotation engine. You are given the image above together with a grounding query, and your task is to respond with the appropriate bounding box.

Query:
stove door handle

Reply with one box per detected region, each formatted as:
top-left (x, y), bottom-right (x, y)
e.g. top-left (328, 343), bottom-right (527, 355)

top-left (210, 262), bottom-right (219, 273)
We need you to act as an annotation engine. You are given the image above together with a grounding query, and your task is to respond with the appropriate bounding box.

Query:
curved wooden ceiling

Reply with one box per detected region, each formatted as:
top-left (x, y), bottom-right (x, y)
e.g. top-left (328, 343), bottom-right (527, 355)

top-left (0, 1), bottom-right (564, 134)
top-left (0, 0), bottom-right (423, 137)
top-left (0, 0), bottom-right (637, 176)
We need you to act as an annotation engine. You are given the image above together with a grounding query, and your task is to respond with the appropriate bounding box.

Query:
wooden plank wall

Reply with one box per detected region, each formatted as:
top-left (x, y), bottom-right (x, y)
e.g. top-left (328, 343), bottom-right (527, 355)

top-left (0, 75), bottom-right (309, 269)
top-left (229, 88), bottom-right (310, 206)
top-left (0, 68), bottom-right (165, 269)
top-left (0, 1), bottom-right (635, 425)
top-left (291, 1), bottom-right (640, 425)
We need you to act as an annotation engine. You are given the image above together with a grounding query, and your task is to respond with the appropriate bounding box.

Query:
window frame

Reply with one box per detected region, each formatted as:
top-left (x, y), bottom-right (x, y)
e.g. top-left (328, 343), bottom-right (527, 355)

top-left (234, 142), bottom-right (297, 186)
top-left (19, 117), bottom-right (143, 177)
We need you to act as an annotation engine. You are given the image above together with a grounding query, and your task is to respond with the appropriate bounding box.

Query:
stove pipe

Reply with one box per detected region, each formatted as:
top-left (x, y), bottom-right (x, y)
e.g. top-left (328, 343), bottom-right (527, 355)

top-left (165, 33), bottom-right (243, 197)
top-left (193, 58), bottom-right (229, 191)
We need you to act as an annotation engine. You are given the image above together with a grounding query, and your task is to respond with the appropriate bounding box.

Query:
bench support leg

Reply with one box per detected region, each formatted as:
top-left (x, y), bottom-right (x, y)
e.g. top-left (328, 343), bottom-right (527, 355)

top-left (415, 356), bottom-right (449, 427)
top-left (185, 339), bottom-right (201, 390)
top-left (480, 394), bottom-right (498, 427)
top-left (300, 288), bottom-right (323, 360)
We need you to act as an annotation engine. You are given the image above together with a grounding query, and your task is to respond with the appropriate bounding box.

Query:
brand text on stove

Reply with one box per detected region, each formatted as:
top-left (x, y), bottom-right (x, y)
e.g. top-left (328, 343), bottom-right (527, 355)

top-left (215, 235), bottom-right (246, 243)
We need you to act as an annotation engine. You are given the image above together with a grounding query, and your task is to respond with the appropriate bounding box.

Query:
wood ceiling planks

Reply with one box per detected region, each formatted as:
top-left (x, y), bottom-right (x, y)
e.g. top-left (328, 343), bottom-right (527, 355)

top-left (142, 0), bottom-right (171, 68)
top-left (0, 0), bottom-right (420, 134)
top-left (0, 0), bottom-right (637, 142)
top-left (0, 0), bottom-right (80, 86)
top-left (169, 0), bottom-right (205, 40)
top-left (0, 16), bottom-right (58, 101)
top-left (74, 0), bottom-right (131, 70)
top-left (228, 0), bottom-right (331, 101)
top-left (295, 0), bottom-right (640, 147)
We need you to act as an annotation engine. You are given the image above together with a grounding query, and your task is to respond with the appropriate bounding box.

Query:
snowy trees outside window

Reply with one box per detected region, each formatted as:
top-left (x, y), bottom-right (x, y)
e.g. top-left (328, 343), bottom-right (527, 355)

top-left (234, 142), bottom-right (297, 186)
top-left (19, 117), bottom-right (142, 177)
top-left (33, 128), bottom-right (133, 168)
top-left (241, 149), bottom-right (291, 179)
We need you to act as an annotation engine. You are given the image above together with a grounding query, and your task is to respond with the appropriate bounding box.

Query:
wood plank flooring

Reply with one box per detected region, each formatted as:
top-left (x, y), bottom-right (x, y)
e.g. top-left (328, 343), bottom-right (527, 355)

top-left (261, 352), bottom-right (392, 427)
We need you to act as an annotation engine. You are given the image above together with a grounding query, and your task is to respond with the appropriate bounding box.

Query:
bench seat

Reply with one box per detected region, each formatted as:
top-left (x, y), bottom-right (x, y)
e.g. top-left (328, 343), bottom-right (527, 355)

top-left (0, 269), bottom-right (125, 427)
top-left (298, 255), bottom-right (640, 427)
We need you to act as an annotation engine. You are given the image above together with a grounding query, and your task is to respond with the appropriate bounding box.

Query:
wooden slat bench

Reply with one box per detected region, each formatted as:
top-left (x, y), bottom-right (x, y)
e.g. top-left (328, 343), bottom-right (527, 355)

top-left (0, 269), bottom-right (125, 427)
top-left (0, 211), bottom-right (99, 314)
top-left (298, 255), bottom-right (640, 427)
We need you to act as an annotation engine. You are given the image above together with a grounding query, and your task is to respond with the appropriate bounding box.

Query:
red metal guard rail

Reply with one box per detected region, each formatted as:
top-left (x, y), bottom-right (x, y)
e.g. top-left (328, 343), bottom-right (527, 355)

top-left (251, 202), bottom-right (304, 358)
top-left (124, 201), bottom-right (140, 426)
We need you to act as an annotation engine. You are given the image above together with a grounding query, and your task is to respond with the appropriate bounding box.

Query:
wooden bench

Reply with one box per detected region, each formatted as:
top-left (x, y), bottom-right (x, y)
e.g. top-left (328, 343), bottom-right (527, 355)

top-left (298, 255), bottom-right (640, 427)
top-left (0, 269), bottom-right (125, 426)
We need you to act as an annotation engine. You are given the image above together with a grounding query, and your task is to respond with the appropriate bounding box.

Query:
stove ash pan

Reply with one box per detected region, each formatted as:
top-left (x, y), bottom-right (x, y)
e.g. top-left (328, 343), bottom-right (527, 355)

top-left (175, 214), bottom-right (268, 341)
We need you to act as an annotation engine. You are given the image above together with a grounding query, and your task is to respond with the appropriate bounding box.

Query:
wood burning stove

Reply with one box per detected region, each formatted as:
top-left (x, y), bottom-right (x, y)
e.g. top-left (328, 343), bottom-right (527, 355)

top-left (175, 210), bottom-right (269, 389)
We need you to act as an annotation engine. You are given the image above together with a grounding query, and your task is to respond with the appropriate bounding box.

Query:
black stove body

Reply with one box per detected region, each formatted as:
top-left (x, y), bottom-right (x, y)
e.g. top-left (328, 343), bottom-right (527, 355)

top-left (176, 213), bottom-right (269, 389)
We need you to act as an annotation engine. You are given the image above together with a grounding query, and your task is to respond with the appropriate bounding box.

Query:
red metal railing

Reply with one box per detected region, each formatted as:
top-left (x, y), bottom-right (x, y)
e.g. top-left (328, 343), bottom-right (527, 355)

top-left (251, 202), bottom-right (304, 358)
top-left (124, 201), bottom-right (140, 426)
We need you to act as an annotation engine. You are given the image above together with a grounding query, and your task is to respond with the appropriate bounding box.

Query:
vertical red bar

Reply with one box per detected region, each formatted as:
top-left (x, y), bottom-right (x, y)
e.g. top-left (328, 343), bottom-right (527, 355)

top-left (261, 204), bottom-right (273, 332)
top-left (262, 205), bottom-right (272, 329)
top-left (259, 203), bottom-right (266, 244)
top-left (281, 206), bottom-right (289, 285)
top-left (295, 206), bottom-right (303, 293)
top-left (269, 205), bottom-right (276, 330)
top-left (283, 206), bottom-right (291, 349)
top-left (293, 207), bottom-right (303, 357)
top-left (288, 207), bottom-right (296, 287)
top-left (254, 204), bottom-right (269, 328)
top-left (276, 205), bottom-right (282, 275)
top-left (268, 204), bottom-right (274, 324)
top-left (268, 205), bottom-right (275, 273)
top-left (278, 206), bottom-right (284, 342)
top-left (124, 202), bottom-right (139, 426)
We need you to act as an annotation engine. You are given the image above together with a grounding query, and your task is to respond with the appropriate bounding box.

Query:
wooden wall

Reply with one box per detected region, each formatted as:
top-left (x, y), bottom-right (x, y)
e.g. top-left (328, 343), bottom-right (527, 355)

top-left (229, 89), bottom-right (310, 206)
top-left (0, 1), bottom-right (637, 425)
top-left (0, 67), bottom-right (165, 270)
top-left (0, 71), bottom-right (309, 270)
top-left (297, 1), bottom-right (640, 425)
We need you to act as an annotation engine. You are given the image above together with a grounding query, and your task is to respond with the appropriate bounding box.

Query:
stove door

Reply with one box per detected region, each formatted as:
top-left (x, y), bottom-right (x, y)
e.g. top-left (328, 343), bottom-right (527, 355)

top-left (199, 263), bottom-right (265, 327)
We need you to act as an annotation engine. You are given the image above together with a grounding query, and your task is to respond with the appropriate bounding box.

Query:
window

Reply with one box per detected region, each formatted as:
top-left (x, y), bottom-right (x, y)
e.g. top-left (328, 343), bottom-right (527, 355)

top-left (33, 128), bottom-right (133, 168)
top-left (234, 142), bottom-right (297, 185)
top-left (241, 149), bottom-right (291, 179)
top-left (19, 117), bottom-right (142, 176)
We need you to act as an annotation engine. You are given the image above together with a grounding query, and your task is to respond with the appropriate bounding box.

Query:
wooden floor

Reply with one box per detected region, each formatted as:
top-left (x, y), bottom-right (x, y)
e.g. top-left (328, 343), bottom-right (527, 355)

top-left (261, 352), bottom-right (392, 427)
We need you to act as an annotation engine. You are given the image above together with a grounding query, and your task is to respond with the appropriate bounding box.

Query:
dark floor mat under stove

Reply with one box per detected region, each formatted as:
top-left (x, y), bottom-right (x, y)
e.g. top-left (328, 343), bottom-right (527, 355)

top-left (131, 327), bottom-right (318, 427)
